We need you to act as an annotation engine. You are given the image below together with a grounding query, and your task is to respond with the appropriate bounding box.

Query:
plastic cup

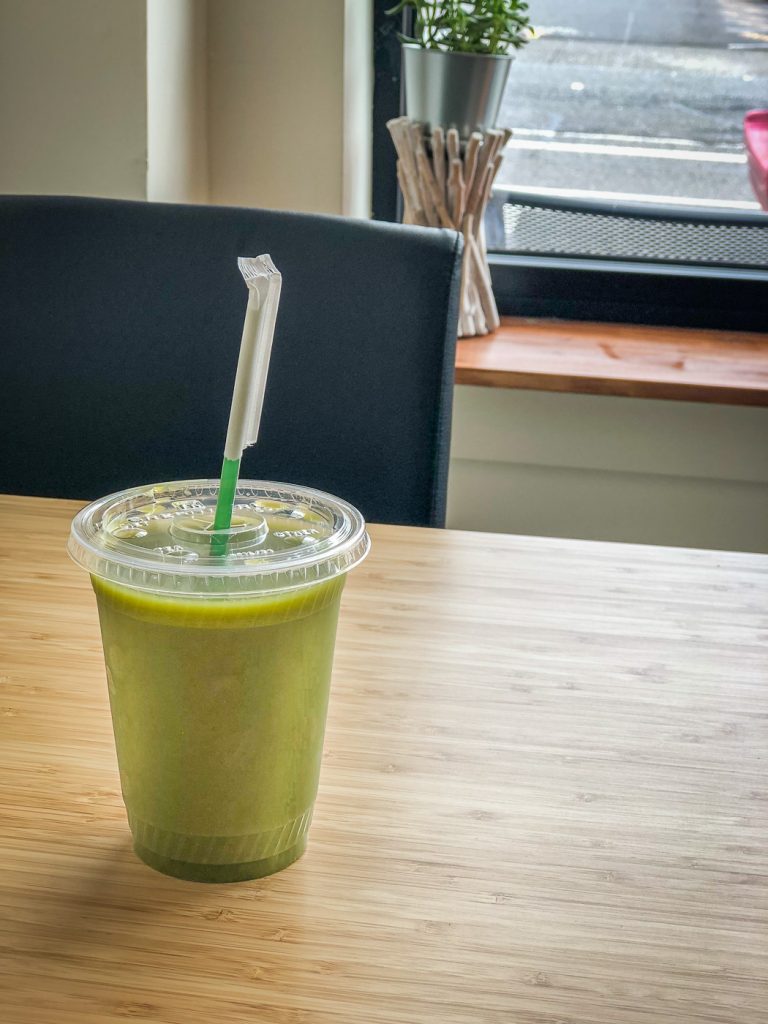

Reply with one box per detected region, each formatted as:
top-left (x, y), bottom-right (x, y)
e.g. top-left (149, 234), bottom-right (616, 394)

top-left (68, 480), bottom-right (369, 882)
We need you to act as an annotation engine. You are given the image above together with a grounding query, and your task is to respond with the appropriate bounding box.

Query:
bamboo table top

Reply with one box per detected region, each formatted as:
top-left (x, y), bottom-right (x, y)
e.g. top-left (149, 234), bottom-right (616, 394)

top-left (1, 494), bottom-right (767, 1024)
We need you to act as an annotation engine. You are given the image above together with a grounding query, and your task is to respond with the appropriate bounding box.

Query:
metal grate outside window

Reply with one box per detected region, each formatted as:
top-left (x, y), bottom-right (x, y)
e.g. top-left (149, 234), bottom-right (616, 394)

top-left (491, 191), bottom-right (768, 270)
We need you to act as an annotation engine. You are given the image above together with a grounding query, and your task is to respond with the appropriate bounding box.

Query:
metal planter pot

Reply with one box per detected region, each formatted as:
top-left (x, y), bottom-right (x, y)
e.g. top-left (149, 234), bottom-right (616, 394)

top-left (403, 43), bottom-right (513, 138)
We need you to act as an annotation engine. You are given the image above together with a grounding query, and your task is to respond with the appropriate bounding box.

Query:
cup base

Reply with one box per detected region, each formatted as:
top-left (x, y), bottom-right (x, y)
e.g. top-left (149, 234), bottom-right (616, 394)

top-left (133, 835), bottom-right (307, 883)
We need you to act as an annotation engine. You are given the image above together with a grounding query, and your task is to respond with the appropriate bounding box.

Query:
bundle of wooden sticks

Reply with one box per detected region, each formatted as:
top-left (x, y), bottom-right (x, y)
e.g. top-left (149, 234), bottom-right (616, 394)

top-left (387, 116), bottom-right (511, 337)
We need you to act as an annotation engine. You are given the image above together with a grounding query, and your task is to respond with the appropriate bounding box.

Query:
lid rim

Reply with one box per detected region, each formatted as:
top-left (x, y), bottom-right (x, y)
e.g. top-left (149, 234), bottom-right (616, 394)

top-left (68, 479), bottom-right (370, 597)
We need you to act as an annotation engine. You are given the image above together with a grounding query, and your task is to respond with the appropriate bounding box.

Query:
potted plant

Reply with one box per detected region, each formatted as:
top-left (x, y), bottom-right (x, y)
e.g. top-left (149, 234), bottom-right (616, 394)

top-left (387, 0), bottom-right (533, 138)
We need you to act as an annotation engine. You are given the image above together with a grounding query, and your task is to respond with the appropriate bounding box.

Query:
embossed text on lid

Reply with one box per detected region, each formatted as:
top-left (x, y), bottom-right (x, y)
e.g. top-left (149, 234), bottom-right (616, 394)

top-left (68, 480), bottom-right (370, 597)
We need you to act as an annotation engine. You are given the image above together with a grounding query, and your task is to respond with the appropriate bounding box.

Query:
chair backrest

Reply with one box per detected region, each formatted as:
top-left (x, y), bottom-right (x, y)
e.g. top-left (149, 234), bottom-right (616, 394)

top-left (0, 196), bottom-right (462, 526)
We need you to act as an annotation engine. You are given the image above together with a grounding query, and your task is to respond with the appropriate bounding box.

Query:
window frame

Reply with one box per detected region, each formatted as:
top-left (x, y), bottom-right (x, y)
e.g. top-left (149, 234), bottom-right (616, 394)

top-left (372, 5), bottom-right (768, 333)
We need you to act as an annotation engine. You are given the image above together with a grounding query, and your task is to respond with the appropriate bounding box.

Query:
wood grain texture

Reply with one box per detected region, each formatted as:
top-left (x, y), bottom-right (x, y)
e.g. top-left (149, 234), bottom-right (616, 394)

top-left (455, 317), bottom-right (768, 405)
top-left (1, 494), bottom-right (767, 1024)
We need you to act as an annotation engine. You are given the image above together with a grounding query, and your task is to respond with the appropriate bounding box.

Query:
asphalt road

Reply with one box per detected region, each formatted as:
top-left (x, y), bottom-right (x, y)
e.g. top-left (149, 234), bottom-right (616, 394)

top-left (529, 0), bottom-right (768, 46)
top-left (496, 0), bottom-right (768, 206)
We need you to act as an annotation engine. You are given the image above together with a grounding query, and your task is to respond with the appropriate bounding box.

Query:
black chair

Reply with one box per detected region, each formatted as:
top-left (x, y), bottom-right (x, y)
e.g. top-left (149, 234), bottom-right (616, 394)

top-left (0, 196), bottom-right (462, 526)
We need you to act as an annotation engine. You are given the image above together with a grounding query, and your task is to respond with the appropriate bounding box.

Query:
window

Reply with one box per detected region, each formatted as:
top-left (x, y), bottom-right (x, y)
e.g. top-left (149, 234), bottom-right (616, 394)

top-left (497, 2), bottom-right (767, 212)
top-left (373, 1), bottom-right (768, 331)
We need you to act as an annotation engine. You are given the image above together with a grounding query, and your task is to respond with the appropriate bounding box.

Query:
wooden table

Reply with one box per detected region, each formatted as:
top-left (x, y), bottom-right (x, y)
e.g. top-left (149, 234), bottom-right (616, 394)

top-left (1, 495), bottom-right (767, 1024)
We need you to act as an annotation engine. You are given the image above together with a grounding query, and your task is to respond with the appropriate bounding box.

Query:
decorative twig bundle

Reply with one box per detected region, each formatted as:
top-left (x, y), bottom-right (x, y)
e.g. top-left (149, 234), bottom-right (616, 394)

top-left (387, 116), bottom-right (511, 337)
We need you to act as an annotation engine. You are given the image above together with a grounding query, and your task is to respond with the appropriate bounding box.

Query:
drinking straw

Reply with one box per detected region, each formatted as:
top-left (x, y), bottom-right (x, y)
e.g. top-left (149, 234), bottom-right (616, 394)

top-left (211, 255), bottom-right (282, 556)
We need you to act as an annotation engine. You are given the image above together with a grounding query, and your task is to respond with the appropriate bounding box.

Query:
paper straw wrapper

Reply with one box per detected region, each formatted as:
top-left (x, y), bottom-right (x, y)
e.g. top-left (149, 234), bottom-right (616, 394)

top-left (224, 255), bottom-right (282, 458)
top-left (212, 255), bottom-right (283, 546)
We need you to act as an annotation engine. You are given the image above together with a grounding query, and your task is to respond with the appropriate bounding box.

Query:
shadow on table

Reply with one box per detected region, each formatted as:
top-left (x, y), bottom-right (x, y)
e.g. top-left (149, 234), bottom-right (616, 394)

top-left (15, 830), bottom-right (275, 959)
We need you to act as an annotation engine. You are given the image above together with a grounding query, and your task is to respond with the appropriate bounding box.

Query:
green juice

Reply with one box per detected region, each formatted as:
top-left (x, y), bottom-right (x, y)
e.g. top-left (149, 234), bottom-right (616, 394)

top-left (92, 574), bottom-right (344, 882)
top-left (70, 480), bottom-right (369, 883)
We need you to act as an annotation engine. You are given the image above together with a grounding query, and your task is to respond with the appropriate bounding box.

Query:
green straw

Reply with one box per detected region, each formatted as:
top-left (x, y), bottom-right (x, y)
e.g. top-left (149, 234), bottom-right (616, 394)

top-left (210, 457), bottom-right (241, 557)
top-left (211, 256), bottom-right (282, 557)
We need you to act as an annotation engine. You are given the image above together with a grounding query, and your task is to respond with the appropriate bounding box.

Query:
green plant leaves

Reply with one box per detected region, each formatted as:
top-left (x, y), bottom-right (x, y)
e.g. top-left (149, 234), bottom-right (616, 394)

top-left (388, 0), bottom-right (533, 54)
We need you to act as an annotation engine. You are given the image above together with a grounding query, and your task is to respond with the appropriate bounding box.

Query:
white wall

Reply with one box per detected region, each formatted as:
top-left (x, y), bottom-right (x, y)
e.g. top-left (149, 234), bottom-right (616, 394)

top-left (448, 386), bottom-right (768, 552)
top-left (206, 0), bottom-right (371, 215)
top-left (0, 0), bottom-right (372, 215)
top-left (0, 0), bottom-right (147, 199)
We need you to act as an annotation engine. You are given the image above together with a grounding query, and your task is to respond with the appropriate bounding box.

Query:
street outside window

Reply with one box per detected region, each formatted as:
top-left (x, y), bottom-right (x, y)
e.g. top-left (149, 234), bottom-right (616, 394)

top-left (497, 0), bottom-right (768, 210)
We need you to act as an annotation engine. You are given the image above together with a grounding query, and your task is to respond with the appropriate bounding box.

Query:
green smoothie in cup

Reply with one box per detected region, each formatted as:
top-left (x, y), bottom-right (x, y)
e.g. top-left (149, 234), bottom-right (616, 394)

top-left (69, 480), bottom-right (370, 882)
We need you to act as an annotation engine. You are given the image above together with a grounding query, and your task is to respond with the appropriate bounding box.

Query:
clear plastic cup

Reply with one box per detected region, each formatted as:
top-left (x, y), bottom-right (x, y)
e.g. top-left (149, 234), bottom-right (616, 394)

top-left (68, 480), bottom-right (370, 882)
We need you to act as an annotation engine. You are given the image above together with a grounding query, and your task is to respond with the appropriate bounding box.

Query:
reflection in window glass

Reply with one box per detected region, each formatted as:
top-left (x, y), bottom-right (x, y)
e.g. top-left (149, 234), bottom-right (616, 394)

top-left (498, 0), bottom-right (768, 210)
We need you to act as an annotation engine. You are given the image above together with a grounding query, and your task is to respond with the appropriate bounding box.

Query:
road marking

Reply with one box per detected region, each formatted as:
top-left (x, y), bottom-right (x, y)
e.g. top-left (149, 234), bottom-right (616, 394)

top-left (491, 182), bottom-right (760, 210)
top-left (534, 25), bottom-right (581, 39)
top-left (505, 138), bottom-right (746, 164)
top-left (511, 127), bottom-right (714, 150)
top-left (734, 30), bottom-right (768, 43)
top-left (622, 10), bottom-right (636, 45)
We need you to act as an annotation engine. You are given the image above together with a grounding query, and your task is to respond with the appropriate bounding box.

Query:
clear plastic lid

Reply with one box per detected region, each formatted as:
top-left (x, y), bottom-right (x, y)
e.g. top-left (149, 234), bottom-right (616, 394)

top-left (68, 480), bottom-right (370, 598)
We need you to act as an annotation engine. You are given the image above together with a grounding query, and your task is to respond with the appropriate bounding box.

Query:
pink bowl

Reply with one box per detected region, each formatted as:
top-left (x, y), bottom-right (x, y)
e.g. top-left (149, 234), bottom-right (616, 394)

top-left (744, 110), bottom-right (768, 210)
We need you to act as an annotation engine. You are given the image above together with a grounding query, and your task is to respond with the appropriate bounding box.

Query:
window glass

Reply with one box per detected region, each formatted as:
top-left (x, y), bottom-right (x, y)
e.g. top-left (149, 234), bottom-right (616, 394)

top-left (498, 0), bottom-right (768, 211)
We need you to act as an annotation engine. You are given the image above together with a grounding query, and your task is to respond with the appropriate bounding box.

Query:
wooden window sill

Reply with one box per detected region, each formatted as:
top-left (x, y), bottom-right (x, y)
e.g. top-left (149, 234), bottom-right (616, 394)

top-left (455, 318), bottom-right (768, 406)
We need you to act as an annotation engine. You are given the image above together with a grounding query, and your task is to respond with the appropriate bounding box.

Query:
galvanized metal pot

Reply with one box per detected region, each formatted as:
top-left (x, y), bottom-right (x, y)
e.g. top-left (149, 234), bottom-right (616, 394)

top-left (402, 43), bottom-right (513, 138)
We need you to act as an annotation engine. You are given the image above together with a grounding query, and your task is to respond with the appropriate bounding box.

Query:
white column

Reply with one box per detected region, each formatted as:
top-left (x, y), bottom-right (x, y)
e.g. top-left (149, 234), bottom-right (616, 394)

top-left (147, 0), bottom-right (209, 203)
top-left (342, 0), bottom-right (373, 218)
